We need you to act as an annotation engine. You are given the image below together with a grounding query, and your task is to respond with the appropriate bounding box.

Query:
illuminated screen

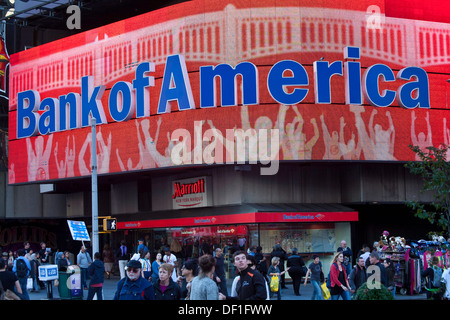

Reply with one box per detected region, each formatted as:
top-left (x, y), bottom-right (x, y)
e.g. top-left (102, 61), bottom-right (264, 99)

top-left (8, 0), bottom-right (450, 184)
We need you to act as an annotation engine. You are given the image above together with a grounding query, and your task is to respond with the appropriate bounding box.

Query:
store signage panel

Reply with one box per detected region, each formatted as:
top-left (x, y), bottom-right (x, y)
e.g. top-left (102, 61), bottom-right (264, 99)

top-left (8, 0), bottom-right (450, 184)
top-left (172, 176), bottom-right (212, 209)
top-left (117, 210), bottom-right (358, 230)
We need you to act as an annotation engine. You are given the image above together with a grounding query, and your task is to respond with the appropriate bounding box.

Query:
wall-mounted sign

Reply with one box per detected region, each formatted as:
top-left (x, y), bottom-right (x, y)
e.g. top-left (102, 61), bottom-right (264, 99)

top-left (8, 0), bottom-right (450, 184)
top-left (172, 176), bottom-right (212, 209)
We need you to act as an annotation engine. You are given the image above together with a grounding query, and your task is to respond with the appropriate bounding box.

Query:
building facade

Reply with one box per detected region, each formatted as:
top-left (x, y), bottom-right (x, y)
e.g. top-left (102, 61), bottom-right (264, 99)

top-left (2, 0), bottom-right (448, 278)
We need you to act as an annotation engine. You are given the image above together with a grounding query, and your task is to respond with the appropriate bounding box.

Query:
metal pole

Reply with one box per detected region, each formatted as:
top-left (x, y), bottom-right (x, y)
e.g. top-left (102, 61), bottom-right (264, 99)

top-left (91, 118), bottom-right (99, 256)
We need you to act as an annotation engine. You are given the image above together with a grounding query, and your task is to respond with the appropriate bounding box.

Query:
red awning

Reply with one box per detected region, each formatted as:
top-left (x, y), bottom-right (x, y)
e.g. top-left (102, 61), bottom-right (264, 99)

top-left (117, 205), bottom-right (358, 230)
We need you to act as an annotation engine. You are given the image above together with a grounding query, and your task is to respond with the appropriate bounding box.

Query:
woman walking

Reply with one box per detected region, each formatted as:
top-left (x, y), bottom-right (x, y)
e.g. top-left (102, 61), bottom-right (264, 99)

top-left (329, 252), bottom-right (351, 300)
top-left (304, 254), bottom-right (323, 300)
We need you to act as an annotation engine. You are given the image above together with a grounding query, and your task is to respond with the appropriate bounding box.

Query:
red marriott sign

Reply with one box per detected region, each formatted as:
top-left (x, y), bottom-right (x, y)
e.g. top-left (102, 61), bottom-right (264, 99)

top-left (172, 176), bottom-right (211, 209)
top-left (173, 178), bottom-right (205, 199)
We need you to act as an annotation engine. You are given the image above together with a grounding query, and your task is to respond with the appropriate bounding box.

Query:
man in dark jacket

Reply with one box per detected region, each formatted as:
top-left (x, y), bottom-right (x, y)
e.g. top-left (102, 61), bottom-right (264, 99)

top-left (367, 252), bottom-right (388, 288)
top-left (225, 251), bottom-right (267, 300)
top-left (286, 248), bottom-right (305, 296)
top-left (348, 256), bottom-right (367, 299)
top-left (113, 260), bottom-right (155, 300)
top-left (87, 252), bottom-right (105, 300)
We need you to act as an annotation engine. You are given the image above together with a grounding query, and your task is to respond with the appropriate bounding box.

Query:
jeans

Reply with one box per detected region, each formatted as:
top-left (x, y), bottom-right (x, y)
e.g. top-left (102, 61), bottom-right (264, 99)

top-left (119, 260), bottom-right (128, 279)
top-left (311, 280), bottom-right (323, 300)
top-left (18, 277), bottom-right (30, 300)
top-left (331, 290), bottom-right (350, 300)
top-left (217, 273), bottom-right (228, 296)
top-left (80, 267), bottom-right (88, 289)
top-left (87, 286), bottom-right (103, 300)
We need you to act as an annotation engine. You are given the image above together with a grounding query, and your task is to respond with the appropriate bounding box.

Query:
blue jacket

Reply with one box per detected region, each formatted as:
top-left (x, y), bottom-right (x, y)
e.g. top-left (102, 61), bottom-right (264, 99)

top-left (88, 259), bottom-right (105, 286)
top-left (113, 276), bottom-right (155, 300)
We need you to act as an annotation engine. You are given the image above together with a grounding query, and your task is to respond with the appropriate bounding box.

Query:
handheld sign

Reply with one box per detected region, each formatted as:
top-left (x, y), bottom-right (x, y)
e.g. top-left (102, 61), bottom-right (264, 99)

top-left (67, 220), bottom-right (91, 241)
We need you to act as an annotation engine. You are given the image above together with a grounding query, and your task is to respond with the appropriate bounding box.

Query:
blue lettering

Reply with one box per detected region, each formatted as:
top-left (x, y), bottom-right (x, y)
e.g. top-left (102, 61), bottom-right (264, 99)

top-left (59, 92), bottom-right (81, 131)
top-left (109, 81), bottom-right (135, 122)
top-left (38, 98), bottom-right (59, 135)
top-left (362, 64), bottom-right (396, 107)
top-left (344, 47), bottom-right (362, 105)
top-left (133, 62), bottom-right (155, 118)
top-left (396, 66), bottom-right (430, 109)
top-left (158, 54), bottom-right (195, 114)
top-left (200, 62), bottom-right (258, 107)
top-left (17, 90), bottom-right (40, 138)
top-left (313, 60), bottom-right (343, 104)
top-left (81, 76), bottom-right (106, 127)
top-left (267, 60), bottom-right (309, 105)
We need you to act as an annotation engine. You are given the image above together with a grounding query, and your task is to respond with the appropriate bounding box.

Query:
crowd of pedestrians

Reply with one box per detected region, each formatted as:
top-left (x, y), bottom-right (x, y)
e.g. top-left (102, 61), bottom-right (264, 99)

top-left (1, 239), bottom-right (448, 301)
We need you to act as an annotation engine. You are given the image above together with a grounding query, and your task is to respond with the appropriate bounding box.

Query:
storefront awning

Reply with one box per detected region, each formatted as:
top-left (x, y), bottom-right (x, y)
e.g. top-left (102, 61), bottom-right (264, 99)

top-left (116, 203), bottom-right (358, 230)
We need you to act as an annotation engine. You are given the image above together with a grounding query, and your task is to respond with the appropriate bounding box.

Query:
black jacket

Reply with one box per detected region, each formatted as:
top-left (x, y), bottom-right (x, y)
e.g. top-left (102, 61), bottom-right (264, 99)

top-left (270, 249), bottom-right (288, 271)
top-left (228, 267), bottom-right (267, 300)
top-left (348, 265), bottom-right (367, 291)
top-left (286, 254), bottom-right (305, 274)
top-left (153, 278), bottom-right (181, 300)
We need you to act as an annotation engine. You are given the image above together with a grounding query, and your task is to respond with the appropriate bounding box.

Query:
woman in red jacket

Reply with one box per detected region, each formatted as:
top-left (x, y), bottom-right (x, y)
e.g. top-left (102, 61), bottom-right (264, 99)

top-left (329, 252), bottom-right (351, 300)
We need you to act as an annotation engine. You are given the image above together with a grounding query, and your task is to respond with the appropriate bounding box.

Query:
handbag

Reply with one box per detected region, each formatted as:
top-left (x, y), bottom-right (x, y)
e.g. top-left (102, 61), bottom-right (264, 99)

top-left (321, 282), bottom-right (330, 300)
top-left (269, 275), bottom-right (279, 292)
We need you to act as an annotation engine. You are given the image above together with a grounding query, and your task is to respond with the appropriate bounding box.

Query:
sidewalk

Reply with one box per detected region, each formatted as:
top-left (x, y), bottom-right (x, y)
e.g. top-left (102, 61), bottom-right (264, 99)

top-left (27, 276), bottom-right (427, 300)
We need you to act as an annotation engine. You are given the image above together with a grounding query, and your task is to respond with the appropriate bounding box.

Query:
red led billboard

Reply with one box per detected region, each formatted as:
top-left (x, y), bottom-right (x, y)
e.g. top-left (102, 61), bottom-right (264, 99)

top-left (8, 0), bottom-right (450, 184)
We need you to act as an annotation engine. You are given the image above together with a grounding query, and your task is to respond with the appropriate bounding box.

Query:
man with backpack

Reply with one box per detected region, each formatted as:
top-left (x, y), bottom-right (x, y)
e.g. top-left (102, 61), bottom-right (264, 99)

top-left (12, 249), bottom-right (31, 300)
top-left (348, 256), bottom-right (368, 299)
top-left (422, 256), bottom-right (443, 300)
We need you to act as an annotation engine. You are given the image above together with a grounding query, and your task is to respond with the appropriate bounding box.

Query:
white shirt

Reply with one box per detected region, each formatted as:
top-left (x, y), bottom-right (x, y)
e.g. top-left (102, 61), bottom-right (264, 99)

top-left (442, 268), bottom-right (450, 299)
top-left (163, 253), bottom-right (177, 281)
top-left (360, 252), bottom-right (370, 265)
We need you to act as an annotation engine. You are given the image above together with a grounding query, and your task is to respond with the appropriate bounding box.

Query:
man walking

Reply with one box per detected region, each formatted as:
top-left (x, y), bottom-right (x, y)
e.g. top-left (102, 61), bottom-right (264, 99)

top-left (348, 256), bottom-right (367, 299)
top-left (12, 249), bottom-right (30, 300)
top-left (77, 245), bottom-right (92, 294)
top-left (118, 240), bottom-right (129, 279)
top-left (367, 252), bottom-right (388, 288)
top-left (337, 240), bottom-right (353, 277)
top-left (287, 248), bottom-right (305, 296)
top-left (223, 251), bottom-right (267, 300)
top-left (87, 252), bottom-right (105, 300)
top-left (214, 248), bottom-right (228, 296)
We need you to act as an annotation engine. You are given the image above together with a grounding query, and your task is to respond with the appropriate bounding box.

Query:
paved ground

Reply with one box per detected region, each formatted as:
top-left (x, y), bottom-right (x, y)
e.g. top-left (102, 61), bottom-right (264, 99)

top-left (27, 276), bottom-right (427, 300)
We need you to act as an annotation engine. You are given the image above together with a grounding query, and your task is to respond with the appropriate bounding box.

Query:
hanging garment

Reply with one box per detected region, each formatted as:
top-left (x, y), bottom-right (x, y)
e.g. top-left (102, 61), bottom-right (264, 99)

top-left (435, 250), bottom-right (444, 268)
top-left (410, 260), bottom-right (415, 295)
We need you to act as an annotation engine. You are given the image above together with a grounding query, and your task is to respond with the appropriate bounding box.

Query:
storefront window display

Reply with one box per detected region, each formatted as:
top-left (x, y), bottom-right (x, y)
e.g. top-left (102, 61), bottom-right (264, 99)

top-left (259, 223), bottom-right (337, 254)
top-left (125, 222), bottom-right (346, 280)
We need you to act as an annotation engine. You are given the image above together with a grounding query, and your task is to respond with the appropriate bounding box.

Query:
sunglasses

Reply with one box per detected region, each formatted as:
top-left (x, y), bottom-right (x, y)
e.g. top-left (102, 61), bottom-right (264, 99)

top-left (127, 268), bottom-right (140, 273)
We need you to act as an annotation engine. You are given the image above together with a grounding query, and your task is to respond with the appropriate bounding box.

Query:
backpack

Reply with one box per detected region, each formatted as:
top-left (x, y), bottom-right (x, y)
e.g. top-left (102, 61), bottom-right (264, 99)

top-left (16, 258), bottom-right (28, 278)
top-left (326, 263), bottom-right (337, 289)
top-left (432, 266), bottom-right (442, 288)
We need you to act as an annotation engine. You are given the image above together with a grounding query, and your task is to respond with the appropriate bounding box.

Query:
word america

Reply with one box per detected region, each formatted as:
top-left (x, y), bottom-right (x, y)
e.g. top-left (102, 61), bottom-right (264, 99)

top-left (16, 46), bottom-right (430, 139)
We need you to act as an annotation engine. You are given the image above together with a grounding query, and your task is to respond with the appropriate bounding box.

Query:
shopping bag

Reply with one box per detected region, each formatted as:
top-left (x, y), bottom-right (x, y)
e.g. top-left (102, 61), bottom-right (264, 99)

top-left (270, 276), bottom-right (279, 292)
top-left (27, 277), bottom-right (33, 290)
top-left (321, 282), bottom-right (330, 300)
